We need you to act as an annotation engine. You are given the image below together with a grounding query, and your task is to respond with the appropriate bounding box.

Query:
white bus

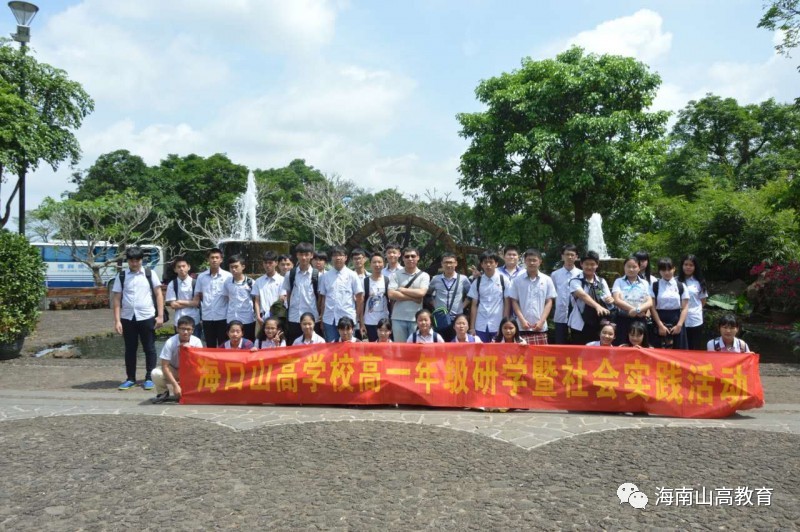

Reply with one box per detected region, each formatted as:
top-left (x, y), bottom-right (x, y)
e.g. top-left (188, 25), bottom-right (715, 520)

top-left (31, 241), bottom-right (164, 288)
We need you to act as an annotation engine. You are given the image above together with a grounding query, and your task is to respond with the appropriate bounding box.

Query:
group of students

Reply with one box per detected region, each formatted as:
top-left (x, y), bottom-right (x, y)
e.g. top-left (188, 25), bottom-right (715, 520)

top-left (111, 242), bottom-right (751, 404)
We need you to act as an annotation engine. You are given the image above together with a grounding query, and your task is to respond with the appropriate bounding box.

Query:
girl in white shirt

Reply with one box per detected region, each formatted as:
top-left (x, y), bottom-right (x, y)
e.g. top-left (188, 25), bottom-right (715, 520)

top-left (612, 256), bottom-right (654, 346)
top-left (707, 314), bottom-right (751, 353)
top-left (409, 309), bottom-right (444, 343)
top-left (586, 320), bottom-right (616, 347)
top-left (650, 257), bottom-right (690, 350)
top-left (251, 317), bottom-right (286, 350)
top-left (337, 317), bottom-right (360, 343)
top-left (678, 254), bottom-right (709, 350)
top-left (292, 312), bottom-right (326, 345)
top-left (451, 314), bottom-right (482, 343)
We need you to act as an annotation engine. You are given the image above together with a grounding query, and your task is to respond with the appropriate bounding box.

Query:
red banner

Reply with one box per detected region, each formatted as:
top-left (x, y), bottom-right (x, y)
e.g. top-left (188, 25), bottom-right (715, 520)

top-left (179, 344), bottom-right (763, 418)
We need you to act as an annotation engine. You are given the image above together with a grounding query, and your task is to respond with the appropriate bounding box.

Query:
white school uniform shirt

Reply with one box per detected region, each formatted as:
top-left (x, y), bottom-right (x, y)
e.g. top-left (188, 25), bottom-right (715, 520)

top-left (612, 277), bottom-right (652, 307)
top-left (467, 272), bottom-right (508, 333)
top-left (507, 272), bottom-right (557, 332)
top-left (159, 334), bottom-right (204, 368)
top-left (293, 332), bottom-right (326, 345)
top-left (196, 269), bottom-right (232, 321)
top-left (224, 277), bottom-right (256, 324)
top-left (683, 277), bottom-right (708, 328)
top-left (363, 275), bottom-right (390, 326)
top-left (551, 265), bottom-right (582, 324)
top-left (319, 265), bottom-right (364, 326)
top-left (382, 265), bottom-right (401, 280)
top-left (165, 275), bottom-right (201, 324)
top-left (251, 272), bottom-right (284, 319)
top-left (567, 275), bottom-right (611, 332)
top-left (410, 331), bottom-right (444, 343)
top-left (498, 264), bottom-right (525, 281)
top-left (653, 278), bottom-right (689, 311)
top-left (707, 337), bottom-right (750, 353)
top-left (112, 268), bottom-right (161, 321)
top-left (255, 337), bottom-right (286, 349)
top-left (281, 266), bottom-right (319, 323)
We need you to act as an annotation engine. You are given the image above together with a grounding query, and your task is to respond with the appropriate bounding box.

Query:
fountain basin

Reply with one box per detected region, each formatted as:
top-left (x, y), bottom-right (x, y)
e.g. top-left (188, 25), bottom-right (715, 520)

top-left (219, 240), bottom-right (290, 278)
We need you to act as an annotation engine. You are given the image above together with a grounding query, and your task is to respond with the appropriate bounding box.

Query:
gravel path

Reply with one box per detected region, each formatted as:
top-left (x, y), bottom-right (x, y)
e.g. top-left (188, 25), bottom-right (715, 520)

top-left (0, 416), bottom-right (797, 531)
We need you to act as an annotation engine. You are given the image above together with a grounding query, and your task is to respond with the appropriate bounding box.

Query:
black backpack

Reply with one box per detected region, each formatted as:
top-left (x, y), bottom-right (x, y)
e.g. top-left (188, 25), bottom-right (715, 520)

top-left (652, 279), bottom-right (685, 306)
top-left (474, 274), bottom-right (505, 303)
top-left (411, 331), bottom-right (440, 343)
top-left (288, 267), bottom-right (319, 309)
top-left (363, 275), bottom-right (390, 314)
top-left (119, 267), bottom-right (164, 319)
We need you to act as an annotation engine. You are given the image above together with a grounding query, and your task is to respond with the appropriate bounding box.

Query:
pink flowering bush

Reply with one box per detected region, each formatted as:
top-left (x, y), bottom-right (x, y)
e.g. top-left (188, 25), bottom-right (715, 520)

top-left (750, 261), bottom-right (800, 313)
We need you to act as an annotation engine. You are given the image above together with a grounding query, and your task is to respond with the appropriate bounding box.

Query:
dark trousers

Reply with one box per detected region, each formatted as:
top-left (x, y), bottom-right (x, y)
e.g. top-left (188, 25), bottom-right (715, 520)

top-left (554, 322), bottom-right (569, 344)
top-left (203, 320), bottom-right (228, 348)
top-left (570, 326), bottom-right (599, 346)
top-left (436, 324), bottom-right (456, 342)
top-left (287, 321), bottom-right (303, 346)
top-left (121, 316), bottom-right (156, 382)
top-left (685, 325), bottom-right (705, 351)
top-left (239, 321), bottom-right (256, 343)
top-left (365, 324), bottom-right (378, 342)
top-left (651, 309), bottom-right (688, 350)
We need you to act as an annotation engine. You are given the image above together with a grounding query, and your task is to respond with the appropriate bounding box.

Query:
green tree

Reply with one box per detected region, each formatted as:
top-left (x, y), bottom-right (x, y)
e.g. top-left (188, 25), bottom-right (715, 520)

top-left (34, 190), bottom-right (168, 286)
top-left (662, 95), bottom-right (800, 198)
top-left (456, 47), bottom-right (668, 255)
top-left (69, 150), bottom-right (153, 200)
top-left (0, 40), bottom-right (94, 229)
top-left (760, 0), bottom-right (800, 60)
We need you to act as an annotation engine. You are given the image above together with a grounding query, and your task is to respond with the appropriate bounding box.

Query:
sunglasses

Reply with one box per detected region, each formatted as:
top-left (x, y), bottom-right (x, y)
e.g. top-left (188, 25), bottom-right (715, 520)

top-left (404, 254), bottom-right (418, 259)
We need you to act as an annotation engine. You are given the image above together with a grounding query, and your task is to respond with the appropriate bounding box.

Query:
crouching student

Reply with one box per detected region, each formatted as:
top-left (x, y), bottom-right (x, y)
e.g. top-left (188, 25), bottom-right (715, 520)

top-left (251, 317), bottom-right (286, 350)
top-left (337, 317), bottom-right (360, 342)
top-left (707, 314), bottom-right (751, 353)
top-left (409, 309), bottom-right (444, 343)
top-left (151, 316), bottom-right (203, 404)
top-left (223, 320), bottom-right (254, 350)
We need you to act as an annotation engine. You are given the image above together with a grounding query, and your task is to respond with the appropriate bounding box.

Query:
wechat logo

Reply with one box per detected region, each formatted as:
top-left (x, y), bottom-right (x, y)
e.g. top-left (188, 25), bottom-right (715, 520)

top-left (617, 483), bottom-right (648, 509)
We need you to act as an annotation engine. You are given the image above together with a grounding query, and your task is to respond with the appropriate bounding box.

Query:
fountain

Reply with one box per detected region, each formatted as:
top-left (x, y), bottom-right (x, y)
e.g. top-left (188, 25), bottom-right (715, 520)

top-left (218, 171), bottom-right (290, 275)
top-left (587, 213), bottom-right (624, 281)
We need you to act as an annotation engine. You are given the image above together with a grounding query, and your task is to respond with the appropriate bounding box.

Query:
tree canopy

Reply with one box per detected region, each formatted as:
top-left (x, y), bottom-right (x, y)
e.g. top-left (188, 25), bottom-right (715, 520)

top-left (456, 47), bottom-right (668, 256)
top-left (0, 40), bottom-right (94, 229)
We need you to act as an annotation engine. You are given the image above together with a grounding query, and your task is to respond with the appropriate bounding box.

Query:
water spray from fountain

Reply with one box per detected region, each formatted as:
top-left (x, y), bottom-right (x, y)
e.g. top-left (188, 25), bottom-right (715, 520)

top-left (587, 213), bottom-right (611, 260)
top-left (235, 171), bottom-right (261, 241)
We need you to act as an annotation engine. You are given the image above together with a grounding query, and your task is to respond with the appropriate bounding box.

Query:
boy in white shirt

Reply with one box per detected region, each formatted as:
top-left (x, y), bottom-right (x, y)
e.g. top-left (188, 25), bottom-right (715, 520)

top-left (224, 254), bottom-right (257, 341)
top-left (151, 316), bottom-right (203, 403)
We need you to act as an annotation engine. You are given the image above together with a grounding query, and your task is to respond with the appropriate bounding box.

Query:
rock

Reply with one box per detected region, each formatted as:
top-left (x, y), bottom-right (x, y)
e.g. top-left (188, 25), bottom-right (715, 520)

top-left (52, 347), bottom-right (81, 359)
top-left (713, 279), bottom-right (748, 296)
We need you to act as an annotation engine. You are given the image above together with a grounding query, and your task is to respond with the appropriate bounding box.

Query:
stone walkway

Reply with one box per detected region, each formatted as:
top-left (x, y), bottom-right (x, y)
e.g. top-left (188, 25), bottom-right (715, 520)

top-left (2, 310), bottom-right (799, 529)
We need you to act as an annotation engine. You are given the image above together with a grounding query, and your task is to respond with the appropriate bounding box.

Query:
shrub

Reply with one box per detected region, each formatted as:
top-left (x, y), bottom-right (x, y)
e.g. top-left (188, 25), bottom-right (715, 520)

top-left (0, 230), bottom-right (47, 344)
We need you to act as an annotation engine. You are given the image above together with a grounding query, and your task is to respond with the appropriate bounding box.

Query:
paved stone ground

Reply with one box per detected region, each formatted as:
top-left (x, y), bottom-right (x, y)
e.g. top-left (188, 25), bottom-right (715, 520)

top-left (2, 310), bottom-right (799, 529)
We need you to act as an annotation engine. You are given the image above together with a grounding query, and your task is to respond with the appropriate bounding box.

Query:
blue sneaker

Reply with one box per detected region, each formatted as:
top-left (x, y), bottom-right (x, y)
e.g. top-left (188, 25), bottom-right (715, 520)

top-left (143, 380), bottom-right (154, 391)
top-left (118, 380), bottom-right (136, 390)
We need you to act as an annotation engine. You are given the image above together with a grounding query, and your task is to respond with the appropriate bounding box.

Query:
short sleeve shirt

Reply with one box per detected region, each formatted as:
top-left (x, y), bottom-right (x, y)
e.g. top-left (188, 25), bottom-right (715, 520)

top-left (467, 273), bottom-right (508, 332)
top-left (281, 267), bottom-right (319, 322)
top-left (684, 277), bottom-right (708, 328)
top-left (159, 334), bottom-right (204, 368)
top-left (507, 272), bottom-right (557, 332)
top-left (319, 266), bottom-right (364, 325)
top-left (612, 277), bottom-right (652, 307)
top-left (196, 269), bottom-right (232, 321)
top-left (653, 278), bottom-right (689, 311)
top-left (252, 273), bottom-right (284, 318)
top-left (388, 269), bottom-right (430, 321)
top-left (428, 273), bottom-right (471, 316)
top-left (165, 276), bottom-right (200, 323)
top-left (224, 277), bottom-right (256, 324)
top-left (363, 275), bottom-right (390, 326)
top-left (550, 266), bottom-right (582, 323)
top-left (112, 268), bottom-right (161, 320)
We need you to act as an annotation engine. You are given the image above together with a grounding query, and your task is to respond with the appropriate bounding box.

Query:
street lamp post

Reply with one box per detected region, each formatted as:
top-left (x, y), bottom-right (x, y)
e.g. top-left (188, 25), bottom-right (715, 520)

top-left (8, 1), bottom-right (38, 236)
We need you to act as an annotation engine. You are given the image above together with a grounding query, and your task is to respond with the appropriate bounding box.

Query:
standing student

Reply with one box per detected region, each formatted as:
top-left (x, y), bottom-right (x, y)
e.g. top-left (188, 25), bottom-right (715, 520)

top-left (112, 246), bottom-right (164, 390)
top-left (388, 247), bottom-right (430, 342)
top-left (151, 316), bottom-right (203, 403)
top-left (278, 254), bottom-right (294, 276)
top-left (568, 251), bottom-right (615, 346)
top-left (164, 255), bottom-right (202, 339)
top-left (193, 248), bottom-right (232, 348)
top-left (612, 256), bottom-right (653, 346)
top-left (678, 254), bottom-right (709, 350)
top-left (362, 252), bottom-right (391, 342)
top-left (635, 250), bottom-right (658, 285)
top-left (312, 251), bottom-right (328, 275)
top-left (252, 250), bottom-right (284, 340)
top-left (707, 314), bottom-right (751, 353)
top-left (650, 257), bottom-right (689, 349)
top-left (318, 246), bottom-right (364, 342)
top-left (281, 242), bottom-right (322, 345)
top-left (350, 248), bottom-right (368, 281)
top-left (224, 255), bottom-right (257, 342)
top-left (426, 252), bottom-right (471, 342)
top-left (382, 243), bottom-right (402, 279)
top-left (468, 251), bottom-right (510, 343)
top-left (498, 245), bottom-right (525, 280)
top-left (507, 248), bottom-right (556, 345)
top-left (551, 244), bottom-right (582, 344)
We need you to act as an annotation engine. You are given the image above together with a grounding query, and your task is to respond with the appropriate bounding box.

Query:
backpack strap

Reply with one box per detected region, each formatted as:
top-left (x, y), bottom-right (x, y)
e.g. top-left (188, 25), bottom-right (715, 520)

top-left (363, 277), bottom-right (370, 313)
top-left (412, 331), bottom-right (417, 343)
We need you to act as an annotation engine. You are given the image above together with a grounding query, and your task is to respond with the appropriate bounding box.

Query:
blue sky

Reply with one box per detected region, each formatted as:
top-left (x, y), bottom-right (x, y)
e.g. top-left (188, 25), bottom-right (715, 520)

top-left (5, 0), bottom-right (797, 214)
